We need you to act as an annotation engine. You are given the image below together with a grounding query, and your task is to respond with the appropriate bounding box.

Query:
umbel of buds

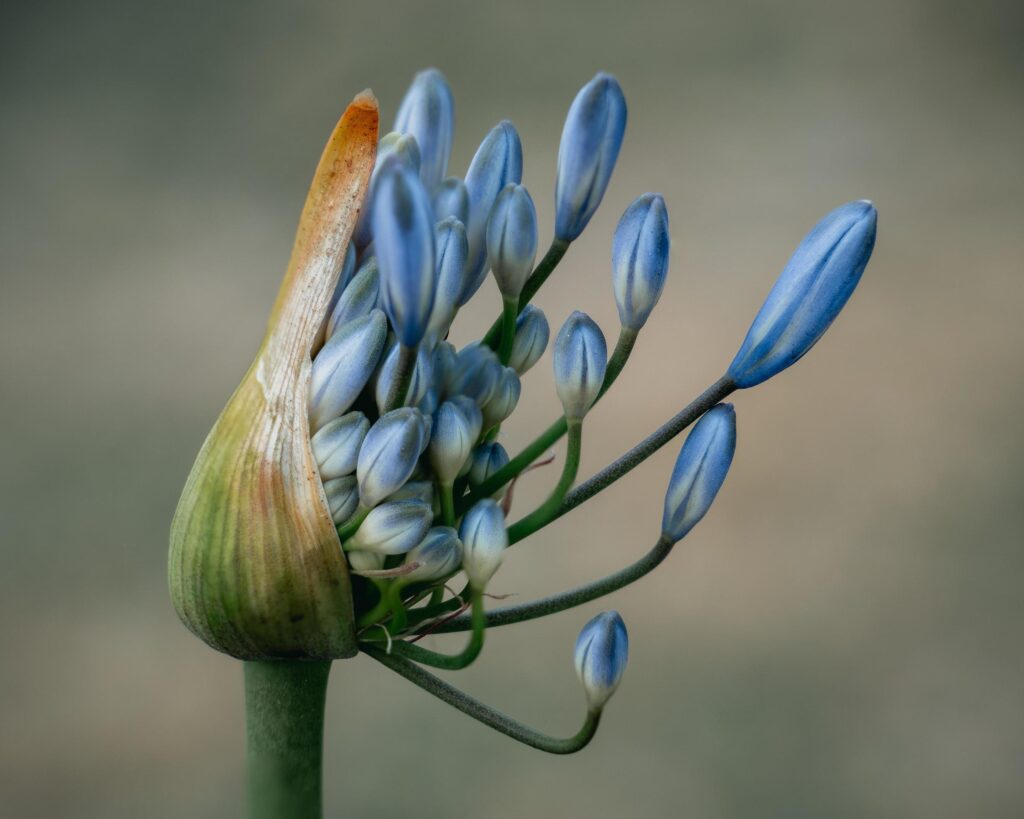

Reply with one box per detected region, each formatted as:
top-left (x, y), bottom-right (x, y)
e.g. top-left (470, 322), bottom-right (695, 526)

top-left (169, 69), bottom-right (878, 818)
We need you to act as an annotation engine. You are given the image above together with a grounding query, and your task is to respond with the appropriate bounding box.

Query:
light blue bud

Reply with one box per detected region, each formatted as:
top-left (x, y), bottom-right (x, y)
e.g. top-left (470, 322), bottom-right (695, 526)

top-left (309, 309), bottom-right (388, 431)
top-left (346, 500), bottom-right (433, 555)
top-left (468, 441), bottom-right (510, 494)
top-left (508, 304), bottom-right (550, 375)
top-left (394, 68), bottom-right (455, 192)
top-left (400, 527), bottom-right (463, 584)
top-left (387, 480), bottom-right (434, 506)
top-left (354, 132), bottom-right (422, 248)
top-left (346, 549), bottom-right (385, 573)
top-left (450, 343), bottom-right (502, 406)
top-left (459, 121), bottom-right (524, 304)
top-left (372, 158), bottom-right (437, 347)
top-left (481, 366), bottom-right (521, 429)
top-left (431, 341), bottom-right (457, 393)
top-left (459, 499), bottom-right (507, 589)
top-left (661, 403), bottom-right (736, 543)
top-left (612, 193), bottom-right (670, 330)
top-left (418, 386), bottom-right (439, 419)
top-left (553, 311), bottom-right (608, 420)
top-left (427, 217), bottom-right (469, 340)
top-left (574, 611), bottom-right (628, 710)
top-left (727, 201), bottom-right (877, 388)
top-left (326, 241), bottom-right (358, 317)
top-left (356, 408), bottom-right (428, 507)
top-left (374, 342), bottom-right (434, 413)
top-left (555, 73), bottom-right (627, 241)
top-left (323, 476), bottom-right (359, 525)
top-left (432, 177), bottom-right (469, 225)
top-left (429, 400), bottom-right (483, 484)
top-left (326, 256), bottom-right (379, 338)
top-left (486, 183), bottom-right (538, 299)
top-left (312, 412), bottom-right (370, 480)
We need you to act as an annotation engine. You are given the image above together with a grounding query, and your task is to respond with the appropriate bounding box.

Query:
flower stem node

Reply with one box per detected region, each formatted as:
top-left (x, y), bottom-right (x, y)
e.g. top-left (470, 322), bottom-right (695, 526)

top-left (574, 611), bottom-right (629, 710)
top-left (553, 311), bottom-right (608, 421)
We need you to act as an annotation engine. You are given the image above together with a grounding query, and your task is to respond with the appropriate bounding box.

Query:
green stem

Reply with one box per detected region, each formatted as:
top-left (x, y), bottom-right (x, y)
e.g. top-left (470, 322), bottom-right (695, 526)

top-left (439, 482), bottom-right (455, 527)
top-left (506, 420), bottom-right (583, 544)
top-left (356, 581), bottom-right (392, 629)
top-left (336, 506), bottom-right (370, 543)
top-left (497, 296), bottom-right (519, 365)
top-left (244, 660), bottom-right (331, 819)
top-left (362, 645), bottom-right (601, 754)
top-left (379, 588), bottom-right (486, 669)
top-left (383, 343), bottom-right (417, 413)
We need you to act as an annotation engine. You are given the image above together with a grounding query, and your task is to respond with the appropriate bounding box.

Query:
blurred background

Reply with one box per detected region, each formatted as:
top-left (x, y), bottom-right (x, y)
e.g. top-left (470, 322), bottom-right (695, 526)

top-left (2, 0), bottom-right (1023, 816)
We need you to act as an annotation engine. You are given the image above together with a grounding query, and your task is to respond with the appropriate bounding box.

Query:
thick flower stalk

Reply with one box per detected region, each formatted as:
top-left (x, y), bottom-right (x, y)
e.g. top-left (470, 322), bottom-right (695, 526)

top-left (169, 69), bottom-right (878, 819)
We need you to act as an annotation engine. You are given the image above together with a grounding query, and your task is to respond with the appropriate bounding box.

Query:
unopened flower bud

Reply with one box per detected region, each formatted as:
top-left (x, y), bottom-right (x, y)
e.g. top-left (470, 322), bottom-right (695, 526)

top-left (468, 441), bottom-right (510, 494)
top-left (394, 68), bottom-right (454, 192)
top-left (450, 343), bottom-right (502, 406)
top-left (553, 311), bottom-right (607, 420)
top-left (345, 500), bottom-right (433, 555)
top-left (356, 408), bottom-right (428, 508)
top-left (432, 341), bottom-right (457, 391)
top-left (612, 193), bottom-right (670, 331)
top-left (387, 480), bottom-right (434, 506)
top-left (326, 256), bottom-right (379, 338)
top-left (374, 342), bottom-right (434, 413)
top-left (486, 183), bottom-right (538, 299)
top-left (433, 177), bottom-right (469, 225)
top-left (661, 403), bottom-right (736, 543)
top-left (480, 366), bottom-right (521, 429)
top-left (508, 304), bottom-right (550, 375)
top-left (354, 132), bottom-right (422, 248)
top-left (574, 611), bottom-right (629, 710)
top-left (429, 400), bottom-right (483, 484)
top-left (309, 309), bottom-right (388, 431)
top-left (346, 549), bottom-right (384, 574)
top-left (311, 412), bottom-right (369, 480)
top-left (323, 476), bottom-right (359, 524)
top-left (555, 73), bottom-right (627, 241)
top-left (427, 217), bottom-right (469, 340)
top-left (326, 242), bottom-right (358, 316)
top-left (459, 499), bottom-right (507, 589)
top-left (400, 527), bottom-right (462, 584)
top-left (727, 200), bottom-right (877, 388)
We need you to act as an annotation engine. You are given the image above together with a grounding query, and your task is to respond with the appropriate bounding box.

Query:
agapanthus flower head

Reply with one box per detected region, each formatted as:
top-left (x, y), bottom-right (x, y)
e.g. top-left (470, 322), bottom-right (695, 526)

top-left (574, 611), bottom-right (629, 710)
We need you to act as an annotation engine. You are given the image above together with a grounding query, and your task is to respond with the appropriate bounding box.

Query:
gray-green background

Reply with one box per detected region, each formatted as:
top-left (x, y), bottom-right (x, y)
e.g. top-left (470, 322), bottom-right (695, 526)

top-left (3, 1), bottom-right (1022, 816)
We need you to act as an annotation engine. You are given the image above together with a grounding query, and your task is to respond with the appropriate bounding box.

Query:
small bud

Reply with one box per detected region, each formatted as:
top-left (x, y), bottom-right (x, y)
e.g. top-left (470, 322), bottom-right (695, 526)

top-left (374, 342), bottom-right (434, 413)
top-left (555, 73), bottom-right (627, 241)
top-left (386, 480), bottom-right (434, 506)
top-left (326, 256), bottom-right (379, 338)
top-left (612, 193), bottom-right (670, 331)
top-left (429, 400), bottom-right (483, 484)
top-left (486, 183), bottom-right (538, 299)
top-left (309, 309), bottom-right (388, 431)
top-left (449, 343), bottom-right (502, 406)
top-left (311, 412), bottom-right (370, 480)
top-left (508, 304), bottom-right (550, 375)
top-left (356, 408), bottom-right (428, 508)
top-left (394, 68), bottom-right (455, 192)
top-left (574, 611), bottom-right (629, 710)
top-left (459, 499), bottom-right (507, 589)
top-left (727, 200), bottom-right (877, 388)
top-left (400, 527), bottom-right (463, 584)
top-left (433, 177), bottom-right (470, 225)
top-left (345, 500), bottom-right (433, 555)
top-left (427, 217), bottom-right (469, 340)
top-left (661, 404), bottom-right (736, 543)
top-left (431, 340), bottom-right (457, 391)
top-left (372, 158), bottom-right (437, 347)
top-left (460, 121), bottom-right (524, 304)
top-left (354, 132), bottom-right (422, 248)
top-left (346, 549), bottom-right (385, 574)
top-left (468, 441), bottom-right (510, 494)
top-left (480, 366), bottom-right (521, 429)
top-left (553, 311), bottom-right (607, 420)
top-left (323, 476), bottom-right (359, 525)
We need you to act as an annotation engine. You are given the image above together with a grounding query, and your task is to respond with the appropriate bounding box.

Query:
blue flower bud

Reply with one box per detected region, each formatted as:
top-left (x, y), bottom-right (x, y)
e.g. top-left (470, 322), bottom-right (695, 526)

top-left (612, 193), bottom-right (670, 331)
top-left (661, 403), bottom-right (736, 543)
top-left (459, 121), bottom-right (524, 304)
top-left (486, 183), bottom-right (538, 299)
top-left (354, 132), bottom-right (422, 248)
top-left (374, 342), bottom-right (434, 413)
top-left (468, 441), bottom-right (510, 494)
top-left (427, 217), bottom-right (469, 340)
top-left (386, 480), bottom-right (434, 506)
top-left (431, 340), bottom-right (457, 391)
top-left (326, 241), bottom-right (358, 317)
top-left (372, 158), bottom-right (437, 347)
top-left (309, 309), bottom-right (388, 431)
top-left (394, 68), bottom-right (455, 192)
top-left (508, 304), bottom-right (550, 375)
top-left (429, 400), bottom-right (483, 484)
top-left (346, 549), bottom-right (385, 574)
top-left (553, 311), bottom-right (607, 420)
top-left (346, 500), bottom-right (433, 555)
top-left (727, 200), bottom-right (877, 388)
top-left (400, 526), bottom-right (462, 584)
top-left (312, 412), bottom-right (370, 480)
top-left (323, 476), bottom-right (359, 525)
top-left (432, 177), bottom-right (469, 225)
top-left (555, 73), bottom-right (627, 241)
top-left (480, 366), bottom-right (521, 429)
top-left (458, 499), bottom-right (507, 589)
top-left (325, 256), bottom-right (380, 338)
top-left (356, 408), bottom-right (428, 508)
top-left (574, 611), bottom-right (628, 710)
top-left (449, 343), bottom-right (502, 406)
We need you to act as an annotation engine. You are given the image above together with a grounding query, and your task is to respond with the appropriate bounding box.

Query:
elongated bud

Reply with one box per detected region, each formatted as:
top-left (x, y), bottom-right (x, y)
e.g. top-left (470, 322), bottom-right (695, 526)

top-left (574, 611), bottom-right (629, 710)
top-left (353, 132), bottom-right (422, 248)
top-left (486, 183), bottom-right (538, 299)
top-left (468, 441), bottom-right (510, 493)
top-left (345, 500), bottom-right (433, 555)
top-left (372, 158), bottom-right (437, 347)
top-left (481, 366), bottom-right (521, 429)
top-left (386, 480), bottom-right (434, 506)
top-left (555, 73), bottom-right (627, 241)
top-left (311, 412), bottom-right (369, 480)
top-left (508, 304), bottom-right (550, 375)
top-left (309, 309), bottom-right (388, 431)
top-left (433, 177), bottom-right (469, 225)
top-left (326, 241), bottom-right (358, 316)
top-left (326, 256), bottom-right (379, 337)
top-left (459, 499), bottom-right (507, 589)
top-left (460, 121), bottom-right (524, 304)
top-left (394, 68), bottom-right (454, 192)
top-left (612, 193), bottom-right (670, 331)
top-left (727, 200), bottom-right (877, 388)
top-left (400, 527), bottom-right (463, 584)
top-left (374, 342), bottom-right (434, 412)
top-left (168, 93), bottom-right (378, 660)
top-left (356, 408), bottom-right (428, 508)
top-left (431, 340), bottom-right (457, 390)
top-left (662, 403), bottom-right (736, 543)
top-left (323, 476), bottom-right (359, 524)
top-left (429, 400), bottom-right (483, 484)
top-left (553, 311), bottom-right (607, 420)
top-left (449, 343), bottom-right (502, 406)
top-left (427, 217), bottom-right (469, 340)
